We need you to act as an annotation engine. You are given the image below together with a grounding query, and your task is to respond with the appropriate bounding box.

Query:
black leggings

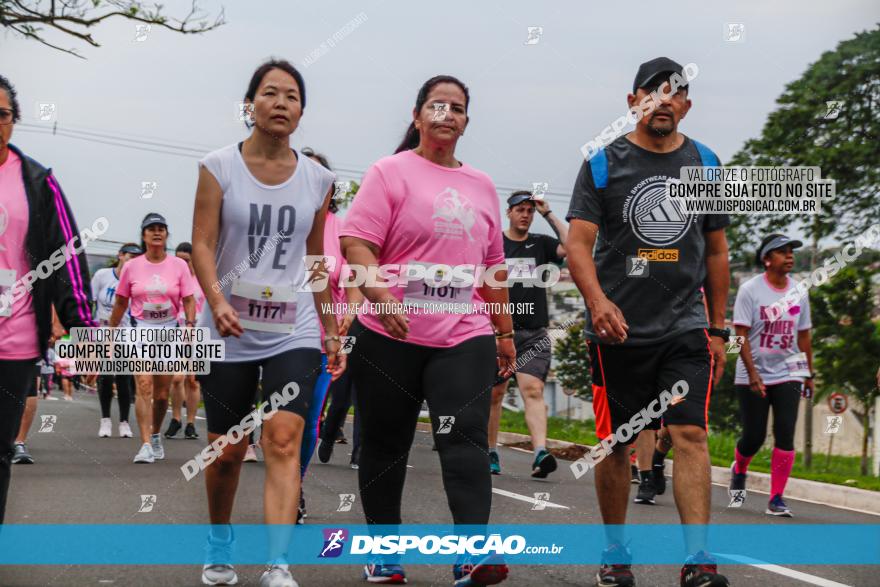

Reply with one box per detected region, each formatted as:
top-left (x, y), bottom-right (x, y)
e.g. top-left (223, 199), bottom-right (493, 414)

top-left (347, 319), bottom-right (496, 526)
top-left (97, 375), bottom-right (133, 421)
top-left (0, 358), bottom-right (38, 524)
top-left (320, 370), bottom-right (360, 454)
top-left (735, 381), bottom-right (802, 456)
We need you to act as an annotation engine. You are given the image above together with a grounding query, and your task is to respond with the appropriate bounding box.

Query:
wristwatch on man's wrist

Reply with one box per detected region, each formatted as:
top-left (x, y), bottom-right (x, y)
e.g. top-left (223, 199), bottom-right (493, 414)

top-left (707, 327), bottom-right (731, 341)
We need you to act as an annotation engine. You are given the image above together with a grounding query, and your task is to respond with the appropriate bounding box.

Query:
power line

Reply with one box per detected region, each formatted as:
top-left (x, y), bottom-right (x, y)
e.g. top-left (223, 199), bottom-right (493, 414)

top-left (17, 121), bottom-right (576, 203)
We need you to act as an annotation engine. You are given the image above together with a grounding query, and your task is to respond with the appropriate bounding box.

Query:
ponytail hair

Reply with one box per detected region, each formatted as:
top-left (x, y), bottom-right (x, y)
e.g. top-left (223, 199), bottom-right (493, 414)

top-left (394, 75), bottom-right (470, 154)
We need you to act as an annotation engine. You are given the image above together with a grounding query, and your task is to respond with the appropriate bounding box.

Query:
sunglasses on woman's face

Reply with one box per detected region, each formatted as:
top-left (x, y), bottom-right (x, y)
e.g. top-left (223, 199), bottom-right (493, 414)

top-left (0, 108), bottom-right (14, 125)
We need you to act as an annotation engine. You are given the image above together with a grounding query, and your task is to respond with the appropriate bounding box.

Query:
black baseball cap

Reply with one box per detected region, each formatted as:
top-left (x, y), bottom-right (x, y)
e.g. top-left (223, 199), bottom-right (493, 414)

top-left (140, 213), bottom-right (168, 230)
top-left (119, 244), bottom-right (143, 255)
top-left (507, 191), bottom-right (535, 209)
top-left (760, 235), bottom-right (803, 260)
top-left (633, 57), bottom-right (688, 94)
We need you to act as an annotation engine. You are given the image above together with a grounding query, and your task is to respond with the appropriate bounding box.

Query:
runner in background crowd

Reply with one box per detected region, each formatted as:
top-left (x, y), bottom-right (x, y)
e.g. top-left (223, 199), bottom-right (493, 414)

top-left (92, 243), bottom-right (141, 438)
top-left (301, 147), bottom-right (363, 472)
top-left (110, 213), bottom-right (196, 464)
top-left (0, 74), bottom-right (96, 524)
top-left (729, 234), bottom-right (813, 517)
top-left (341, 74), bottom-right (514, 586)
top-left (191, 59), bottom-right (342, 587)
top-left (166, 241), bottom-right (205, 440)
top-left (488, 190), bottom-right (566, 477)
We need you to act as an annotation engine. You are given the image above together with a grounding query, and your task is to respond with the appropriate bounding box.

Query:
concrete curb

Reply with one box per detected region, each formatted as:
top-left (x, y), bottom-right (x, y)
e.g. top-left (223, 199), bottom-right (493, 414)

top-left (493, 430), bottom-right (880, 516)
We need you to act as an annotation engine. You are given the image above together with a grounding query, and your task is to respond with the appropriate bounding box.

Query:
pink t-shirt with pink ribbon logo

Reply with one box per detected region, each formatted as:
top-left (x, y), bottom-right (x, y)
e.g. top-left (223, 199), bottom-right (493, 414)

top-left (0, 150), bottom-right (39, 359)
top-left (117, 254), bottom-right (194, 325)
top-left (339, 150), bottom-right (505, 348)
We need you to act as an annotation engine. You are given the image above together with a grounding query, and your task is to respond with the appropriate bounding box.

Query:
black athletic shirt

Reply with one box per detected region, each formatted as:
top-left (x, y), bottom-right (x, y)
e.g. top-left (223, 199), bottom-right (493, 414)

top-left (566, 135), bottom-right (729, 346)
top-left (504, 232), bottom-right (564, 330)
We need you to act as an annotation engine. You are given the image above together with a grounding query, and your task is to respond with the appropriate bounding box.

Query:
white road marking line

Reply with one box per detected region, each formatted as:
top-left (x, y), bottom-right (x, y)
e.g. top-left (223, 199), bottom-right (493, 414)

top-left (715, 553), bottom-right (854, 587)
top-left (492, 488), bottom-right (569, 509)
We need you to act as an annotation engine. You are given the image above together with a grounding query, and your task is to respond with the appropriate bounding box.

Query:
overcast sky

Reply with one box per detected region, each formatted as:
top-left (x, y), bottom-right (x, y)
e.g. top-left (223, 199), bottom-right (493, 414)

top-left (2, 0), bottom-right (878, 249)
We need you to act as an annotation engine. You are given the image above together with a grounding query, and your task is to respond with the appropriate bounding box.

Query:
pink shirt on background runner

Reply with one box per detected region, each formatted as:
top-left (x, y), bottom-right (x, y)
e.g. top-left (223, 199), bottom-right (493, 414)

top-left (339, 150), bottom-right (505, 348)
top-left (0, 150), bottom-right (40, 359)
top-left (117, 254), bottom-right (194, 322)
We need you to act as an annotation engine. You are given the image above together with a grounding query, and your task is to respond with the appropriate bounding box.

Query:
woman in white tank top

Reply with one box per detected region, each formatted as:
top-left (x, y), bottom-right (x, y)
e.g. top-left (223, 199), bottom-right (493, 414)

top-left (191, 59), bottom-right (344, 587)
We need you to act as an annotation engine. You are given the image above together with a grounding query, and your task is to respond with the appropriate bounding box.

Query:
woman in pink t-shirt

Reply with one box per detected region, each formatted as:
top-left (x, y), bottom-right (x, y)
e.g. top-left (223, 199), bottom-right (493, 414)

top-left (340, 75), bottom-right (515, 585)
top-left (0, 75), bottom-right (96, 524)
top-left (110, 213), bottom-right (195, 465)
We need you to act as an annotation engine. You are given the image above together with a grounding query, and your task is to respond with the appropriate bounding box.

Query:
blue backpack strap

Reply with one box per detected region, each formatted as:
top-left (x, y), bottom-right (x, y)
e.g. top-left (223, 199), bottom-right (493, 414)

top-left (692, 139), bottom-right (719, 168)
top-left (588, 147), bottom-right (608, 189)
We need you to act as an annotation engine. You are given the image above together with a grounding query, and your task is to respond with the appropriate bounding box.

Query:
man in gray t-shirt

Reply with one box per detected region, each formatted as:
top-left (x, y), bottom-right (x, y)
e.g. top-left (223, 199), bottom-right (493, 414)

top-left (566, 57), bottom-right (731, 587)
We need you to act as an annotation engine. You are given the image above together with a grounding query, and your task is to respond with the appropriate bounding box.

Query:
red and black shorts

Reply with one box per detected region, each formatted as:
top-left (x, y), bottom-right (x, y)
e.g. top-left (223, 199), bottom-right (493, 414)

top-left (587, 329), bottom-right (714, 444)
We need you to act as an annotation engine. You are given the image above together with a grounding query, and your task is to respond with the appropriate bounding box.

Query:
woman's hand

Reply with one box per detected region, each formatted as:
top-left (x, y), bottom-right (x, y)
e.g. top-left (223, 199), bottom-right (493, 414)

top-left (325, 338), bottom-right (347, 381)
top-left (748, 371), bottom-right (766, 397)
top-left (211, 299), bottom-right (243, 338)
top-left (375, 298), bottom-right (409, 340)
top-left (496, 338), bottom-right (516, 379)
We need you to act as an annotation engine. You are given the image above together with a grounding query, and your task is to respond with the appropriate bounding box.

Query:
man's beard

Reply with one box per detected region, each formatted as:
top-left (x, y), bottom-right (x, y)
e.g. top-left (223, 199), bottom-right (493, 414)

top-left (647, 116), bottom-right (675, 136)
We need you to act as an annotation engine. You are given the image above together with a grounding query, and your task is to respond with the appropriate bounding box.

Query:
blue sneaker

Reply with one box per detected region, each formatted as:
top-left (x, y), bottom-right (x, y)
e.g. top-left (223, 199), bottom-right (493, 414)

top-left (453, 554), bottom-right (508, 586)
top-left (489, 451), bottom-right (501, 475)
top-left (363, 561), bottom-right (407, 584)
top-left (530, 449), bottom-right (557, 479)
top-left (765, 494), bottom-right (793, 517)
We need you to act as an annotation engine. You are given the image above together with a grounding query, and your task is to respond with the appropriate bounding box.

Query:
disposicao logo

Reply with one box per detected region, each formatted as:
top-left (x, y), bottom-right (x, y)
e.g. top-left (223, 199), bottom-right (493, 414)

top-left (319, 528), bottom-right (348, 558)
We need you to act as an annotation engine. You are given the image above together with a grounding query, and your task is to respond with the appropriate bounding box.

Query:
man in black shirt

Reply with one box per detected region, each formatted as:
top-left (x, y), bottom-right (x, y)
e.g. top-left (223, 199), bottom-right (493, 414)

top-left (488, 191), bottom-right (567, 479)
top-left (566, 57), bottom-right (730, 587)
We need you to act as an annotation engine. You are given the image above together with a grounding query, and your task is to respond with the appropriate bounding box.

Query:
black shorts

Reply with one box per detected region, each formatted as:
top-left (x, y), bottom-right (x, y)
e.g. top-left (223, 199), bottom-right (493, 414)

top-left (588, 329), bottom-right (713, 444)
top-left (494, 327), bottom-right (552, 385)
top-left (199, 348), bottom-right (322, 435)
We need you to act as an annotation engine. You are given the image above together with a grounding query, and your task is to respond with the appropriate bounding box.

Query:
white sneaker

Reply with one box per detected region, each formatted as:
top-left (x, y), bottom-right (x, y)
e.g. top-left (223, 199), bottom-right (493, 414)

top-left (203, 529), bottom-right (237, 585)
top-left (99, 418), bottom-right (112, 438)
top-left (150, 433), bottom-right (165, 460)
top-left (243, 444), bottom-right (258, 463)
top-left (202, 564), bottom-right (238, 585)
top-left (118, 421), bottom-right (133, 438)
top-left (259, 565), bottom-right (297, 587)
top-left (63, 395), bottom-right (73, 401)
top-left (133, 443), bottom-right (155, 464)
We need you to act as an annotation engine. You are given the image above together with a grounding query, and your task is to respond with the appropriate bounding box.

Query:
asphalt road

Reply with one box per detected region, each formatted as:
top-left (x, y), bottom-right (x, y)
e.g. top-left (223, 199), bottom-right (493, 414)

top-left (3, 389), bottom-right (876, 587)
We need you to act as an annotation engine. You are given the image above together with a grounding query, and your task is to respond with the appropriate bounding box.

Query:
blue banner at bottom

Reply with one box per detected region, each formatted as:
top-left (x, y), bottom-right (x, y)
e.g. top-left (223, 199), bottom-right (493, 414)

top-left (0, 524), bottom-right (877, 565)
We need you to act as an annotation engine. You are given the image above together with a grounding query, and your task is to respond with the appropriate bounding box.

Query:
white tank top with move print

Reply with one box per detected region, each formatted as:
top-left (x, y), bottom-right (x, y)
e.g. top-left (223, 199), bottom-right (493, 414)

top-left (198, 143), bottom-right (335, 361)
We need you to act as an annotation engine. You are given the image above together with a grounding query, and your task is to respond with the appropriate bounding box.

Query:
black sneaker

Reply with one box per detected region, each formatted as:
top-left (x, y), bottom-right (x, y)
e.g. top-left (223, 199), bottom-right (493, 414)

top-left (680, 551), bottom-right (729, 587)
top-left (164, 418), bottom-right (181, 438)
top-left (297, 492), bottom-right (306, 524)
top-left (630, 464), bottom-right (640, 484)
top-left (531, 450), bottom-right (557, 479)
top-left (317, 438), bottom-right (334, 463)
top-left (652, 463), bottom-right (666, 495)
top-left (12, 443), bottom-right (34, 464)
top-left (596, 543), bottom-right (635, 587)
top-left (184, 422), bottom-right (198, 439)
top-left (766, 493), bottom-right (793, 517)
top-left (634, 475), bottom-right (656, 505)
top-left (335, 428), bottom-right (347, 444)
top-left (350, 444), bottom-right (360, 469)
top-left (727, 462), bottom-right (747, 508)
